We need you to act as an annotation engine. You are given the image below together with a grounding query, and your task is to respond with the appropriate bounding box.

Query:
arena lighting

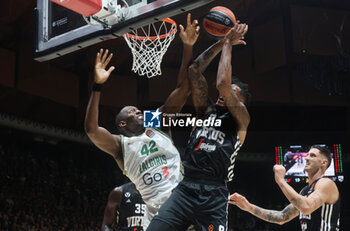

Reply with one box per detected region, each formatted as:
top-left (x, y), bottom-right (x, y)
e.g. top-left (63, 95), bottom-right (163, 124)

top-left (0, 113), bottom-right (91, 145)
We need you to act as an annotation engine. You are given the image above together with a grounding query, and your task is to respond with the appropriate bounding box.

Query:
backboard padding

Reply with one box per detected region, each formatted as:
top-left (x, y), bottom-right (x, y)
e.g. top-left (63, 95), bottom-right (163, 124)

top-left (34, 0), bottom-right (214, 61)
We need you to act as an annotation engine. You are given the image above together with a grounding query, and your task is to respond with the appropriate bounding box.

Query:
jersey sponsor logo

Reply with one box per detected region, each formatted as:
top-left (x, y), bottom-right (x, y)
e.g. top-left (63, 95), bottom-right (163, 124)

top-left (143, 109), bottom-right (161, 128)
top-left (195, 127), bottom-right (226, 145)
top-left (139, 155), bottom-right (167, 174)
top-left (195, 138), bottom-right (216, 152)
top-left (142, 166), bottom-right (170, 185)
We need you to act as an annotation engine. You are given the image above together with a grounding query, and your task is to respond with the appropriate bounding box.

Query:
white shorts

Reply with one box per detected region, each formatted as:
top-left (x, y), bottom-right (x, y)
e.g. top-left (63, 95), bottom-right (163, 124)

top-left (142, 192), bottom-right (172, 230)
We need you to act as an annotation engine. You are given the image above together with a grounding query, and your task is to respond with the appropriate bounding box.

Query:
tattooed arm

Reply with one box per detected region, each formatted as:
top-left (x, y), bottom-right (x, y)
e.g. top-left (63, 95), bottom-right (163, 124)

top-left (188, 63), bottom-right (208, 118)
top-left (273, 165), bottom-right (339, 215)
top-left (229, 193), bottom-right (299, 225)
top-left (188, 40), bottom-right (226, 118)
top-left (216, 24), bottom-right (250, 144)
top-left (193, 40), bottom-right (226, 73)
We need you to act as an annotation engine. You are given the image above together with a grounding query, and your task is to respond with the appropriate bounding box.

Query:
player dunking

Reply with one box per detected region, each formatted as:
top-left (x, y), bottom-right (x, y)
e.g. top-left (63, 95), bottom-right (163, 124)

top-left (230, 146), bottom-right (341, 231)
top-left (102, 182), bottom-right (145, 231)
top-left (85, 14), bottom-right (200, 230)
top-left (146, 23), bottom-right (250, 231)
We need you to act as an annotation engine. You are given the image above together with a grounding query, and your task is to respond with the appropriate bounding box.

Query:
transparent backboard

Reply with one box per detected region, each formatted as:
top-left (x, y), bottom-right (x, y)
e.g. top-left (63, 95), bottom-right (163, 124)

top-left (34, 0), bottom-right (214, 61)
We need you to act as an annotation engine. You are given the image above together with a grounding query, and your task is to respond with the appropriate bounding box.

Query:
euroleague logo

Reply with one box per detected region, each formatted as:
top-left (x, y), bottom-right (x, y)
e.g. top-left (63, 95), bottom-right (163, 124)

top-left (208, 224), bottom-right (225, 231)
top-left (145, 129), bottom-right (155, 138)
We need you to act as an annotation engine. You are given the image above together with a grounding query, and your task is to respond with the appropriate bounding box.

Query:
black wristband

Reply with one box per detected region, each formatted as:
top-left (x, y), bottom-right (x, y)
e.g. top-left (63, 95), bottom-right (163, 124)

top-left (92, 82), bottom-right (102, 92)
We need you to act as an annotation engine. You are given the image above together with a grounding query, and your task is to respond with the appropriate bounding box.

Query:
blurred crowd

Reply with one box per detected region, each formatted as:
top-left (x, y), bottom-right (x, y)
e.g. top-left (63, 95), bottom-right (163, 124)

top-left (0, 135), bottom-right (126, 231)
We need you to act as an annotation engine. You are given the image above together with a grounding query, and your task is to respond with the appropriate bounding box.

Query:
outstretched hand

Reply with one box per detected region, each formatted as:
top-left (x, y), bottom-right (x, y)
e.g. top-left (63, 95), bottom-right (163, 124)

top-left (229, 193), bottom-right (251, 212)
top-left (225, 22), bottom-right (248, 46)
top-left (94, 49), bottom-right (115, 84)
top-left (179, 13), bottom-right (200, 46)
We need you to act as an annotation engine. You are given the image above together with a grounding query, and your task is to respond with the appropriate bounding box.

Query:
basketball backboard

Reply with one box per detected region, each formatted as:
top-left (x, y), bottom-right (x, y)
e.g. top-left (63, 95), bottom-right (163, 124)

top-left (34, 0), bottom-right (214, 61)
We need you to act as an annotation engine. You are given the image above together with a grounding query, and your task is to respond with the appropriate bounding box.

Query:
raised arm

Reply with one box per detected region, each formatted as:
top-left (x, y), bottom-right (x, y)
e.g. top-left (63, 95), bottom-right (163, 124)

top-left (188, 39), bottom-right (227, 118)
top-left (188, 22), bottom-right (247, 118)
top-left (229, 193), bottom-right (299, 225)
top-left (216, 24), bottom-right (250, 144)
top-left (161, 13), bottom-right (199, 116)
top-left (84, 49), bottom-right (123, 170)
top-left (273, 165), bottom-right (339, 215)
top-left (101, 187), bottom-right (123, 231)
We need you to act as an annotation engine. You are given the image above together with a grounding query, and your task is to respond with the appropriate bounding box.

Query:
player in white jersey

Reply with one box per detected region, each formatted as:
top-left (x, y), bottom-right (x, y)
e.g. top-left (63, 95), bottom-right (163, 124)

top-left (121, 128), bottom-right (182, 227)
top-left (85, 14), bottom-right (200, 230)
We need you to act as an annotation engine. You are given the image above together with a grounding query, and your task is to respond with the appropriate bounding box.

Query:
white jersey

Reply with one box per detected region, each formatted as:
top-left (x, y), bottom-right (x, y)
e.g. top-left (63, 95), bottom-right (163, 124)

top-left (121, 128), bottom-right (182, 226)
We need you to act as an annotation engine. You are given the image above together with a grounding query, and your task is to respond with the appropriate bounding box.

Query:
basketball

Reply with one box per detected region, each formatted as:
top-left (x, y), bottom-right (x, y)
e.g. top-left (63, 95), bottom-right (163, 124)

top-left (203, 6), bottom-right (236, 39)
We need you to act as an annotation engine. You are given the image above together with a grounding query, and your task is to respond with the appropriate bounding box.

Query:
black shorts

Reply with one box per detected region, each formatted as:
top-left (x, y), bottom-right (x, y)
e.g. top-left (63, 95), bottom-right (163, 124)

top-left (146, 177), bottom-right (229, 231)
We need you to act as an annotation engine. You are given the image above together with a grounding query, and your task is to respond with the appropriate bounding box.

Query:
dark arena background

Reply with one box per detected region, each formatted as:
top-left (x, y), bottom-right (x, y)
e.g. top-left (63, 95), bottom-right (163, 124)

top-left (0, 0), bottom-right (349, 230)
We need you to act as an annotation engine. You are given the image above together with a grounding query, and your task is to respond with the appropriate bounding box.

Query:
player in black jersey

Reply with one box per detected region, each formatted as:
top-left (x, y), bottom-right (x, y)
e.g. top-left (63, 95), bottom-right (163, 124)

top-left (102, 182), bottom-right (145, 231)
top-left (146, 23), bottom-right (250, 231)
top-left (230, 146), bottom-right (341, 231)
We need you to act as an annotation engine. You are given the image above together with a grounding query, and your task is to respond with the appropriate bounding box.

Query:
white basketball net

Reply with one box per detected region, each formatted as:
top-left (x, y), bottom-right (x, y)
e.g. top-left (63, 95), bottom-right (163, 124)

top-left (123, 18), bottom-right (177, 78)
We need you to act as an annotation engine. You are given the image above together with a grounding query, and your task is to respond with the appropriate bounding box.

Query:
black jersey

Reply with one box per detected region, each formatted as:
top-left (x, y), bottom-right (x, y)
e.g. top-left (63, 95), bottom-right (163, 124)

top-left (299, 178), bottom-right (341, 231)
top-left (117, 182), bottom-right (145, 231)
top-left (182, 108), bottom-right (241, 182)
